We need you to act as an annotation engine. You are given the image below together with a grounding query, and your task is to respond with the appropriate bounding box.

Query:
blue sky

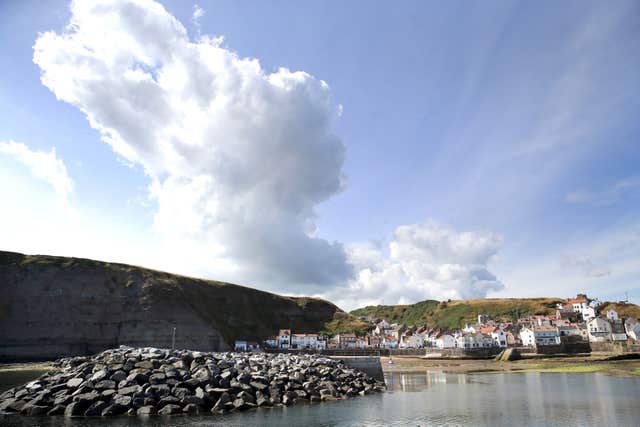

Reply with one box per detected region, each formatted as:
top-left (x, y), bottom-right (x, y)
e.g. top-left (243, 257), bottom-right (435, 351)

top-left (0, 0), bottom-right (639, 310)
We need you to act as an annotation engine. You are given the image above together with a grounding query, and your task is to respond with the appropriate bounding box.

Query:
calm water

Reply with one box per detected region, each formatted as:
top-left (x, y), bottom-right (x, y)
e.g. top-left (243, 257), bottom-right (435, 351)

top-left (1, 371), bottom-right (639, 426)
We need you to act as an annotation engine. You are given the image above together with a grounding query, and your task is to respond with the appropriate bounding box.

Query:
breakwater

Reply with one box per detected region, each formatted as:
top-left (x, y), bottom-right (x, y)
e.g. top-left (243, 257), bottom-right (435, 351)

top-left (0, 346), bottom-right (384, 418)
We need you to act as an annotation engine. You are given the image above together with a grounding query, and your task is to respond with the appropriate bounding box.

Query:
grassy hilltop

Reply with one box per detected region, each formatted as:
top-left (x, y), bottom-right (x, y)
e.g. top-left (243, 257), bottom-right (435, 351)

top-left (350, 297), bottom-right (640, 330)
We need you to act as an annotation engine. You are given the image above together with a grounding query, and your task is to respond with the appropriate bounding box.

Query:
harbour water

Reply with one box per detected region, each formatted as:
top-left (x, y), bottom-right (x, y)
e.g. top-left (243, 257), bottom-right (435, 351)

top-left (1, 371), bottom-right (639, 426)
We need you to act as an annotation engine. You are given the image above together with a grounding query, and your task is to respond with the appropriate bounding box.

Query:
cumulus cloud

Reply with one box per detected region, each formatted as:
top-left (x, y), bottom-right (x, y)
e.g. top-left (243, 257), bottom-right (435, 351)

top-left (0, 140), bottom-right (73, 201)
top-left (324, 220), bottom-right (505, 309)
top-left (33, 0), bottom-right (351, 291)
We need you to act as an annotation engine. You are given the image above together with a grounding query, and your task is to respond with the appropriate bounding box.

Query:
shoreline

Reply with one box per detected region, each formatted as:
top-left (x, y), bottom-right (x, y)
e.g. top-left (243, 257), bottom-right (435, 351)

top-left (0, 363), bottom-right (54, 373)
top-left (380, 354), bottom-right (640, 377)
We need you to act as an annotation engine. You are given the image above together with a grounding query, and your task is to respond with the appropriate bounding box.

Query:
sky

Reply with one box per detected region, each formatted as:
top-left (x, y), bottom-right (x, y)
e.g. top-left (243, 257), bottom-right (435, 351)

top-left (0, 0), bottom-right (639, 311)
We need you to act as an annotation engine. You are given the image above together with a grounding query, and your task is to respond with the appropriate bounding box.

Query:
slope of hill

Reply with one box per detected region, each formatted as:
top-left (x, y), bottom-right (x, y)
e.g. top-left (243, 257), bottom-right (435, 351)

top-left (0, 251), bottom-right (344, 361)
top-left (597, 302), bottom-right (640, 319)
top-left (350, 298), bottom-right (566, 330)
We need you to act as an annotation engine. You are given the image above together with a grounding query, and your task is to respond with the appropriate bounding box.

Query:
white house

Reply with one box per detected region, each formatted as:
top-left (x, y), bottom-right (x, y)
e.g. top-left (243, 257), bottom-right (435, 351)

top-left (374, 320), bottom-right (391, 335)
top-left (520, 326), bottom-right (560, 347)
top-left (278, 329), bottom-right (291, 349)
top-left (463, 323), bottom-right (478, 333)
top-left (533, 326), bottom-right (561, 346)
top-left (587, 318), bottom-right (612, 342)
top-left (606, 309), bottom-right (619, 321)
top-left (557, 325), bottom-right (582, 338)
top-left (567, 294), bottom-right (596, 322)
top-left (481, 326), bottom-right (507, 347)
top-left (291, 333), bottom-right (326, 349)
top-left (581, 306), bottom-right (596, 322)
top-left (264, 336), bottom-right (278, 348)
top-left (519, 327), bottom-right (536, 347)
top-left (400, 333), bottom-right (425, 348)
top-left (355, 337), bottom-right (368, 349)
top-left (455, 333), bottom-right (495, 349)
top-left (234, 340), bottom-right (247, 351)
top-left (382, 335), bottom-right (398, 349)
top-left (435, 334), bottom-right (456, 349)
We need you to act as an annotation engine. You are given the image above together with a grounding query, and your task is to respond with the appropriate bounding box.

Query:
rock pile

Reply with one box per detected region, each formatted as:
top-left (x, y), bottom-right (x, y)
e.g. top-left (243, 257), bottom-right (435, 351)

top-left (0, 346), bottom-right (385, 417)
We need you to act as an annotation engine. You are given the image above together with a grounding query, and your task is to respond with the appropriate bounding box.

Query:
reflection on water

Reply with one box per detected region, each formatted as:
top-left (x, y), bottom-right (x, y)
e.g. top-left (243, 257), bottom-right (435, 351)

top-left (385, 370), bottom-right (475, 391)
top-left (1, 372), bottom-right (639, 426)
top-left (0, 370), bottom-right (51, 394)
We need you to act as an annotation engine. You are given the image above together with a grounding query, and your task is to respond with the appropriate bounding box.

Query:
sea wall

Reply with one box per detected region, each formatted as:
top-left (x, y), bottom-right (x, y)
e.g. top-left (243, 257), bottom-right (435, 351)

top-left (334, 357), bottom-right (384, 381)
top-left (589, 341), bottom-right (640, 353)
top-left (268, 348), bottom-right (501, 359)
top-left (535, 342), bottom-right (591, 355)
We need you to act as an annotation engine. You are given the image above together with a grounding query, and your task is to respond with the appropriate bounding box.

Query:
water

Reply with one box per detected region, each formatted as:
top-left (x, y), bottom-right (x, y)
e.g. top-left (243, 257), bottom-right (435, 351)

top-left (1, 371), bottom-right (639, 426)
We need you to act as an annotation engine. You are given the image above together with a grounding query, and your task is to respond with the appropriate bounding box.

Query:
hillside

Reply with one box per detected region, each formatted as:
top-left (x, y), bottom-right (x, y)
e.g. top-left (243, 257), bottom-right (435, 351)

top-left (350, 298), bottom-right (566, 330)
top-left (0, 251), bottom-right (345, 361)
top-left (597, 302), bottom-right (640, 319)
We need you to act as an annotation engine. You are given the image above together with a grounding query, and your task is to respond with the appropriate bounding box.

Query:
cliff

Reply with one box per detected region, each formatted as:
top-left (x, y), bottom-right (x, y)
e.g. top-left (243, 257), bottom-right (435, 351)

top-left (0, 251), bottom-right (342, 361)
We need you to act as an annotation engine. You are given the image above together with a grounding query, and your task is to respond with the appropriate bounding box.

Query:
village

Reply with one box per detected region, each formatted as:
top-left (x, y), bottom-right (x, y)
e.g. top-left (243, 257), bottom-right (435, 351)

top-left (234, 294), bottom-right (640, 353)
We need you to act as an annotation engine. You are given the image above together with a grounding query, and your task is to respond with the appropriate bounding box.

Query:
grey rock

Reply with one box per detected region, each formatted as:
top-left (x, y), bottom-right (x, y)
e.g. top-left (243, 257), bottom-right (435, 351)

top-left (136, 405), bottom-right (157, 416)
top-left (64, 401), bottom-right (88, 417)
top-left (180, 395), bottom-right (204, 406)
top-left (101, 404), bottom-right (127, 416)
top-left (47, 404), bottom-right (66, 415)
top-left (118, 385), bottom-right (141, 395)
top-left (211, 392), bottom-right (230, 414)
top-left (182, 403), bottom-right (201, 414)
top-left (250, 381), bottom-right (268, 391)
top-left (158, 404), bottom-right (182, 415)
top-left (172, 387), bottom-right (190, 400)
top-left (112, 394), bottom-right (132, 407)
top-left (110, 370), bottom-right (127, 383)
top-left (66, 378), bottom-right (83, 388)
top-left (90, 370), bottom-right (108, 383)
top-left (94, 379), bottom-right (116, 390)
top-left (21, 403), bottom-right (50, 416)
top-left (101, 389), bottom-right (117, 399)
top-left (84, 401), bottom-right (107, 416)
top-left (157, 396), bottom-right (180, 408)
top-left (135, 361), bottom-right (154, 370)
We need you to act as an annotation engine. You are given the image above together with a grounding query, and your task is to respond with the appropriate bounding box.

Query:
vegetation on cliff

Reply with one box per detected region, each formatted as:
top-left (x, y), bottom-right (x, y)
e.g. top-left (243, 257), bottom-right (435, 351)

top-left (350, 298), bottom-right (566, 330)
top-left (596, 302), bottom-right (640, 319)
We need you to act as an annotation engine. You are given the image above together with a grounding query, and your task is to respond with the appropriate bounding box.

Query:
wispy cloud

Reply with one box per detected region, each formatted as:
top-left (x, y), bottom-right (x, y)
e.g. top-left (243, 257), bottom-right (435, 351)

top-left (192, 4), bottom-right (205, 36)
top-left (565, 176), bottom-right (640, 206)
top-left (0, 140), bottom-right (73, 202)
top-left (561, 253), bottom-right (611, 278)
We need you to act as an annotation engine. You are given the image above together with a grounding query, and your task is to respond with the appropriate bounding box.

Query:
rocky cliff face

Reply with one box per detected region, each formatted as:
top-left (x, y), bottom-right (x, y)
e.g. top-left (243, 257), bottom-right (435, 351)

top-left (0, 251), bottom-right (342, 361)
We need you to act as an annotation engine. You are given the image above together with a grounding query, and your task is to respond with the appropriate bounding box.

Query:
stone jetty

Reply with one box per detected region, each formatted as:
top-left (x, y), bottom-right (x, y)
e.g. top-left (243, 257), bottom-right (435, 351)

top-left (0, 346), bottom-right (385, 417)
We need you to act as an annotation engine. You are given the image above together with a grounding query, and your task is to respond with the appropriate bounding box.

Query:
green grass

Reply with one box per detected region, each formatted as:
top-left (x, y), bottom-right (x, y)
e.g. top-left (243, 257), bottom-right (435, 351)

top-left (322, 312), bottom-right (371, 337)
top-left (351, 297), bottom-right (565, 330)
top-left (632, 368), bottom-right (640, 376)
top-left (523, 364), bottom-right (612, 373)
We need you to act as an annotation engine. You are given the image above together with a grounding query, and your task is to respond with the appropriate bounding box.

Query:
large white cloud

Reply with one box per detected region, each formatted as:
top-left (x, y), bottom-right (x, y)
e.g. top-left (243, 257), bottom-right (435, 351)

top-left (33, 0), bottom-right (351, 290)
top-left (0, 140), bottom-right (73, 202)
top-left (324, 220), bottom-right (505, 309)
